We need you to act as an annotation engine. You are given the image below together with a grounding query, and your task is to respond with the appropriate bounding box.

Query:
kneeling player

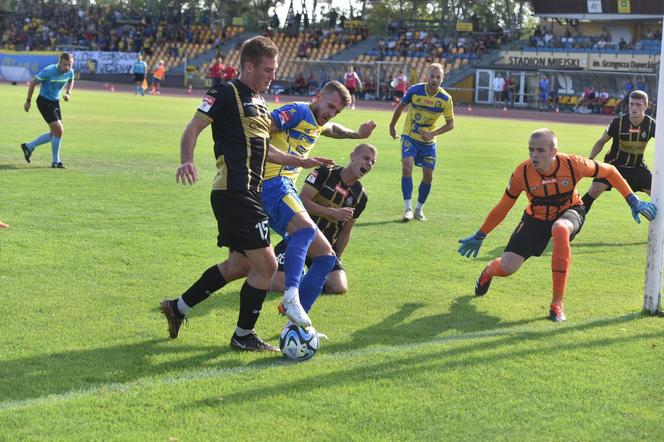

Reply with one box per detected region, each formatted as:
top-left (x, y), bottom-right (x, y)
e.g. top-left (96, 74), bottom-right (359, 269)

top-left (458, 128), bottom-right (656, 322)
top-left (270, 143), bottom-right (376, 298)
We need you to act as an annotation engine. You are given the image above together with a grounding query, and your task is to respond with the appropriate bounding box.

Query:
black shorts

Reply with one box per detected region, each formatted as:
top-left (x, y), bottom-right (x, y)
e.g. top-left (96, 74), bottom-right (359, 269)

top-left (593, 164), bottom-right (652, 192)
top-left (133, 73), bottom-right (146, 82)
top-left (36, 96), bottom-right (61, 124)
top-left (346, 87), bottom-right (356, 96)
top-left (274, 240), bottom-right (344, 272)
top-left (504, 206), bottom-right (585, 260)
top-left (210, 190), bottom-right (270, 252)
top-left (394, 91), bottom-right (405, 100)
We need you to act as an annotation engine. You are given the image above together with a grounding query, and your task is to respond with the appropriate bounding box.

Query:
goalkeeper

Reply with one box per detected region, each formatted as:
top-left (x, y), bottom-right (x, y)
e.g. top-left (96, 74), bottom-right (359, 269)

top-left (458, 128), bottom-right (656, 322)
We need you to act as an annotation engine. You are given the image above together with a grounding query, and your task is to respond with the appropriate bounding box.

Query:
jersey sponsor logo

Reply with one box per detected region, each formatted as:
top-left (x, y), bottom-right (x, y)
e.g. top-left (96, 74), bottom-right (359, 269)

top-left (278, 109), bottom-right (296, 125)
top-left (346, 196), bottom-right (354, 205)
top-left (198, 95), bottom-right (215, 112)
top-left (306, 170), bottom-right (318, 184)
top-left (629, 128), bottom-right (640, 134)
top-left (335, 184), bottom-right (349, 197)
top-left (541, 178), bottom-right (557, 185)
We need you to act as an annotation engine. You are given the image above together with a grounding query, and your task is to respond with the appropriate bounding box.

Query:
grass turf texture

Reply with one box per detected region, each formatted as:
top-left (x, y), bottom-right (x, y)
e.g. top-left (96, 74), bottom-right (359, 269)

top-left (1, 84), bottom-right (663, 440)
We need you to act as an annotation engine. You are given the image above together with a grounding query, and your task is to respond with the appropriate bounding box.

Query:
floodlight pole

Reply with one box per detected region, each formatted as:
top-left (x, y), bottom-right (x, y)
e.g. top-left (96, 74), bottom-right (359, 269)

top-left (643, 18), bottom-right (664, 314)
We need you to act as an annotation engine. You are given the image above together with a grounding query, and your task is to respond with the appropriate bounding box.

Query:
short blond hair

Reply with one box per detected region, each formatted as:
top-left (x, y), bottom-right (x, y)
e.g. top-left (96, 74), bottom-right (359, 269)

top-left (427, 63), bottom-right (444, 75)
top-left (321, 80), bottom-right (351, 106)
top-left (530, 128), bottom-right (557, 148)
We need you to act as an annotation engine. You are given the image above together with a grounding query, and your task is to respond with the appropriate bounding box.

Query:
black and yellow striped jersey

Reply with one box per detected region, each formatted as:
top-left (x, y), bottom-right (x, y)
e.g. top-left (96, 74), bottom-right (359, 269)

top-left (302, 165), bottom-right (368, 246)
top-left (604, 113), bottom-right (656, 167)
top-left (195, 79), bottom-right (271, 191)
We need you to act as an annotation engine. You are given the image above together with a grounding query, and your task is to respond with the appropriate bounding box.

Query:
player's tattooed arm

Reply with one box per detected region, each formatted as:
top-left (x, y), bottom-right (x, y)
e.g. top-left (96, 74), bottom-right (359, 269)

top-left (322, 120), bottom-right (376, 139)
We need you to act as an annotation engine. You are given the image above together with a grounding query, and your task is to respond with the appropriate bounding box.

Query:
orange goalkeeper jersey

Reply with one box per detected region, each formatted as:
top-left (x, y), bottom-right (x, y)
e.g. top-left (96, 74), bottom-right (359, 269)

top-left (480, 153), bottom-right (633, 234)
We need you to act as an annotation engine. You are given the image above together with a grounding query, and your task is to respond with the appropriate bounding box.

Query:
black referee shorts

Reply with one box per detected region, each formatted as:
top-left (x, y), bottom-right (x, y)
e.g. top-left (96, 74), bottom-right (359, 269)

top-left (36, 96), bottom-right (62, 124)
top-left (210, 189), bottom-right (270, 252)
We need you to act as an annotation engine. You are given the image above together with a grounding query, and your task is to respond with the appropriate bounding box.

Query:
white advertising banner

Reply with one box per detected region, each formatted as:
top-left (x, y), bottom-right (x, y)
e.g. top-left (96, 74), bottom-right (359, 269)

top-left (72, 51), bottom-right (139, 74)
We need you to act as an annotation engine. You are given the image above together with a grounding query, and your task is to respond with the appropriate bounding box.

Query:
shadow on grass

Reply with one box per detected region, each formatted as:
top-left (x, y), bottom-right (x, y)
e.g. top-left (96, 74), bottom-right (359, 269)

top-left (191, 311), bottom-right (652, 409)
top-left (0, 338), bottom-right (262, 403)
top-left (354, 219), bottom-right (408, 228)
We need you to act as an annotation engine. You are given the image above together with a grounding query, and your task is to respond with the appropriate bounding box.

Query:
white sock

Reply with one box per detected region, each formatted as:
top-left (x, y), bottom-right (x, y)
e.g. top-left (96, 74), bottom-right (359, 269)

top-left (416, 202), bottom-right (424, 210)
top-left (404, 200), bottom-right (412, 210)
top-left (176, 297), bottom-right (191, 315)
top-left (235, 327), bottom-right (253, 337)
top-left (283, 286), bottom-right (299, 303)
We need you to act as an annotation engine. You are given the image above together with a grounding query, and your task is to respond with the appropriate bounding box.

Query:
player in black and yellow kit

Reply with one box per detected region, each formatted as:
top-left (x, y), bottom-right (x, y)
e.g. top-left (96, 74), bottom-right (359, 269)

top-left (159, 36), bottom-right (328, 351)
top-left (271, 143), bottom-right (376, 298)
top-left (582, 90), bottom-right (656, 213)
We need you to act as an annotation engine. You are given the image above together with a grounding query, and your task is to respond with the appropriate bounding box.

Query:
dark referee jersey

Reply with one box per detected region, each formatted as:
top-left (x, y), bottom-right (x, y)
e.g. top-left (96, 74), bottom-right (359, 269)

top-left (195, 79), bottom-right (271, 191)
top-left (604, 113), bottom-right (656, 167)
top-left (302, 165), bottom-right (368, 246)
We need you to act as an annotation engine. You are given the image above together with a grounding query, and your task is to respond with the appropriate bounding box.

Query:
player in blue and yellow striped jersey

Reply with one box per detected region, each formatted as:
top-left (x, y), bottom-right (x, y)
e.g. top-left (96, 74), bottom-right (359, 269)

top-left (263, 81), bottom-right (375, 317)
top-left (389, 63), bottom-right (454, 222)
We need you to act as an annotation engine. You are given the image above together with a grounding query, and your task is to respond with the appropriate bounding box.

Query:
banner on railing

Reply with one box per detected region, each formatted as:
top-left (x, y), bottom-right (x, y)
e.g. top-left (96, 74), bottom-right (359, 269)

top-left (0, 51), bottom-right (58, 75)
top-left (71, 51), bottom-right (139, 74)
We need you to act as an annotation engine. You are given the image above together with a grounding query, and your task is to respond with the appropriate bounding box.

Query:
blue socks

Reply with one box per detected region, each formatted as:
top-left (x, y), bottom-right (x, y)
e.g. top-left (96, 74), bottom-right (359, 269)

top-left (283, 227), bottom-right (316, 290)
top-left (299, 254), bottom-right (336, 312)
top-left (27, 132), bottom-right (52, 151)
top-left (418, 181), bottom-right (432, 204)
top-left (51, 136), bottom-right (62, 163)
top-left (401, 177), bottom-right (413, 200)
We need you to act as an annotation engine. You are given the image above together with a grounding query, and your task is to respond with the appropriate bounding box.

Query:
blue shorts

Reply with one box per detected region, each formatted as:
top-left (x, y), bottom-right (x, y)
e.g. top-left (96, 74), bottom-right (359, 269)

top-left (261, 176), bottom-right (306, 237)
top-left (401, 135), bottom-right (437, 169)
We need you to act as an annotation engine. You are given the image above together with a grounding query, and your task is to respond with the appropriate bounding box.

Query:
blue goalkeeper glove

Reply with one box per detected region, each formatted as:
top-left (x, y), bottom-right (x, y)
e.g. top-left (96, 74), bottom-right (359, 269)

top-left (626, 193), bottom-right (657, 224)
top-left (458, 230), bottom-right (486, 258)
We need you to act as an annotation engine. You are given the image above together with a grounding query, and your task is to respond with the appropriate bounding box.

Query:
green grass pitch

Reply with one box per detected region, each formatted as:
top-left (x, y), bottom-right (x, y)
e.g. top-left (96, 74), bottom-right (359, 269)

top-left (1, 84), bottom-right (663, 440)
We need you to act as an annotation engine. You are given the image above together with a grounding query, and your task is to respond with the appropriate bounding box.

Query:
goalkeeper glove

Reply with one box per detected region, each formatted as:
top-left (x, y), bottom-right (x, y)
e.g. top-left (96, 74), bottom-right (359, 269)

top-left (458, 230), bottom-right (486, 258)
top-left (626, 193), bottom-right (657, 224)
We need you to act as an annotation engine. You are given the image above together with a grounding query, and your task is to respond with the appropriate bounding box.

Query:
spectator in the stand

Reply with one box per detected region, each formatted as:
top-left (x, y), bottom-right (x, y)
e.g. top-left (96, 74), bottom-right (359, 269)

top-left (306, 73), bottom-right (319, 95)
top-left (392, 70), bottom-right (408, 105)
top-left (363, 76), bottom-right (376, 100)
top-left (344, 65), bottom-right (362, 110)
top-left (224, 63), bottom-right (237, 81)
top-left (634, 75), bottom-right (647, 92)
top-left (538, 75), bottom-right (550, 111)
top-left (597, 87), bottom-right (610, 110)
top-left (624, 78), bottom-right (634, 97)
top-left (492, 73), bottom-right (505, 108)
top-left (548, 88), bottom-right (559, 112)
top-left (504, 74), bottom-right (516, 108)
top-left (207, 57), bottom-right (224, 86)
top-left (292, 73), bottom-right (306, 94)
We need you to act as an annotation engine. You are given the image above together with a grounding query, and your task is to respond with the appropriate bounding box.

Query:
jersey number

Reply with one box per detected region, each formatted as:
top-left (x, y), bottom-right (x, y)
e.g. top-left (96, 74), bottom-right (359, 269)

top-left (255, 220), bottom-right (269, 241)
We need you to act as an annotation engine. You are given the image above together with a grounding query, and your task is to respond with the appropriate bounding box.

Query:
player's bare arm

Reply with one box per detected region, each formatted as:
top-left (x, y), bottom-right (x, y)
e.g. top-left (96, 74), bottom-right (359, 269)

top-left (176, 116), bottom-right (209, 185)
top-left (389, 103), bottom-right (407, 139)
top-left (63, 78), bottom-right (74, 102)
top-left (321, 120), bottom-right (376, 139)
top-left (588, 131), bottom-right (612, 160)
top-left (300, 186), bottom-right (354, 222)
top-left (266, 144), bottom-right (334, 168)
top-left (24, 78), bottom-right (40, 112)
top-left (333, 218), bottom-right (356, 256)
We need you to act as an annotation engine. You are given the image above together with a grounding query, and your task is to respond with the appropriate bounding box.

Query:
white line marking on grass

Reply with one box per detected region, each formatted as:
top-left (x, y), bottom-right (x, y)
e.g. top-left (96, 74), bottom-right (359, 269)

top-left (0, 313), bottom-right (642, 411)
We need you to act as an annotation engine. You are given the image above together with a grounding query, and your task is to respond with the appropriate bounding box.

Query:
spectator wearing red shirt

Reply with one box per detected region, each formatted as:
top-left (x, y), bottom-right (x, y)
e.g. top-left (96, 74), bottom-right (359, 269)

top-left (224, 64), bottom-right (237, 81)
top-left (207, 57), bottom-right (224, 86)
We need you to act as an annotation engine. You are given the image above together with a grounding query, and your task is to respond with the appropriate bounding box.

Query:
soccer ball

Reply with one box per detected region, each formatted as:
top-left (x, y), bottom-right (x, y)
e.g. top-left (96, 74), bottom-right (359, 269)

top-left (279, 323), bottom-right (320, 361)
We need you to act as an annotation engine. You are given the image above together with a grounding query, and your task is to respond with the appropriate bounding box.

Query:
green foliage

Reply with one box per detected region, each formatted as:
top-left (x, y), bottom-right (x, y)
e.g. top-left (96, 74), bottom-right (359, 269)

top-left (0, 84), bottom-right (662, 440)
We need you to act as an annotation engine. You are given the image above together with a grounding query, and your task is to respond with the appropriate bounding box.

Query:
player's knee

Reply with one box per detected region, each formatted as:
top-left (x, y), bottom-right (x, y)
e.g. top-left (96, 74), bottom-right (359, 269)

top-left (326, 281), bottom-right (347, 294)
top-left (551, 222), bottom-right (571, 241)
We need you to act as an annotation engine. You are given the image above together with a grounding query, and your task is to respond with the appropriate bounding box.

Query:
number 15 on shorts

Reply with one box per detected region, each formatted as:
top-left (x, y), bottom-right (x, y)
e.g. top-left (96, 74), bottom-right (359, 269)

top-left (256, 220), bottom-right (269, 241)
